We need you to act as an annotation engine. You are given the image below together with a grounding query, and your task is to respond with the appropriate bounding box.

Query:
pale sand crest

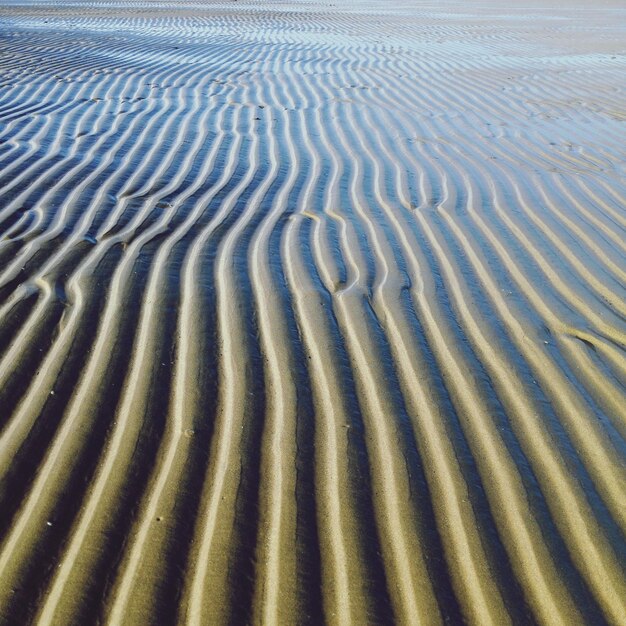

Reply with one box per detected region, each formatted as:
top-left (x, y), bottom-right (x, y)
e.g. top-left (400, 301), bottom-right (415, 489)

top-left (0, 1), bottom-right (624, 624)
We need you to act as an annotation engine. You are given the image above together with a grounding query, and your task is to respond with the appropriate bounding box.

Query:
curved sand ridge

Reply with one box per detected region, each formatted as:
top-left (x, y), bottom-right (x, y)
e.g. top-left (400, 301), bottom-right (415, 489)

top-left (0, 1), bottom-right (625, 624)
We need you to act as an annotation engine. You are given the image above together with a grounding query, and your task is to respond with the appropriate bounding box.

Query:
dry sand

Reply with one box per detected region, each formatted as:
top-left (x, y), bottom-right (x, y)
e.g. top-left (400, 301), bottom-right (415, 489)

top-left (0, 1), bottom-right (625, 624)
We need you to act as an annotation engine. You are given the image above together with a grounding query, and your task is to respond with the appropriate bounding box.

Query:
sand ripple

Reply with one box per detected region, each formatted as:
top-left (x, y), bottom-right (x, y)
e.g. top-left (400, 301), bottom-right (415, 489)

top-left (0, 1), bottom-right (625, 624)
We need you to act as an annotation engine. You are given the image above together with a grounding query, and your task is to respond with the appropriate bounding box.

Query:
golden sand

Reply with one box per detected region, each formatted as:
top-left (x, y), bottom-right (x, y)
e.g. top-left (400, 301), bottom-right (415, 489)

top-left (0, 1), bottom-right (624, 624)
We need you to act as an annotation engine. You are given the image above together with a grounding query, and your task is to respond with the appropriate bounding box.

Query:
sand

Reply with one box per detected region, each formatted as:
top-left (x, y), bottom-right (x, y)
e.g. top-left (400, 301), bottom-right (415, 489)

top-left (0, 0), bottom-right (624, 624)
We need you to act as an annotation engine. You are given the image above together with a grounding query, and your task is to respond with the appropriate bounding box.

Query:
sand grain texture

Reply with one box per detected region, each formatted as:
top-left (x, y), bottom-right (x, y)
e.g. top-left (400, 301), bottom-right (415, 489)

top-left (0, 1), bottom-right (625, 624)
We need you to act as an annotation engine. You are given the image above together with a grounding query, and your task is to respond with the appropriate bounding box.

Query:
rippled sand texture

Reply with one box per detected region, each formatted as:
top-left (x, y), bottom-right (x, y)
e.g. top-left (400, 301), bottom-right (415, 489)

top-left (0, 0), bottom-right (625, 624)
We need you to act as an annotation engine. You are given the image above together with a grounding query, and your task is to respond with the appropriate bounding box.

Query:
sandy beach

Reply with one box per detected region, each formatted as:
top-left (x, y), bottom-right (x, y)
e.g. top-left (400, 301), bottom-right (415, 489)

top-left (0, 1), bottom-right (624, 623)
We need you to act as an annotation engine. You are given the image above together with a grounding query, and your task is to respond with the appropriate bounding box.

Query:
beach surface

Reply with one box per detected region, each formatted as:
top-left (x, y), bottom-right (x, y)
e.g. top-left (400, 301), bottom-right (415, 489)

top-left (0, 1), bottom-right (625, 623)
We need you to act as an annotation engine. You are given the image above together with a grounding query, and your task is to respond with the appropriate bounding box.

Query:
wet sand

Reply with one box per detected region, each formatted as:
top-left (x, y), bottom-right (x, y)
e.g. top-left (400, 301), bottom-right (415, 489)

top-left (0, 1), bottom-right (625, 624)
